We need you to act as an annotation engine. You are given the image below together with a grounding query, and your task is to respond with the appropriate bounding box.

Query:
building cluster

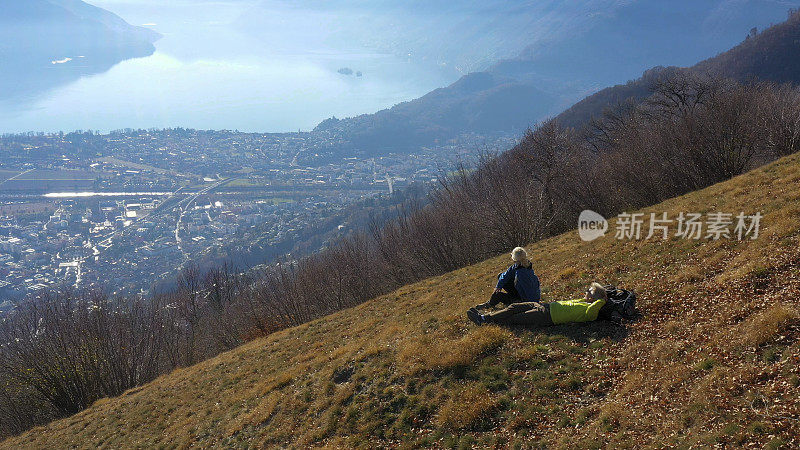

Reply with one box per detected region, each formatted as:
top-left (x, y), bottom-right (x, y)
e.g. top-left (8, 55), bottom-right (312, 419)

top-left (0, 129), bottom-right (513, 301)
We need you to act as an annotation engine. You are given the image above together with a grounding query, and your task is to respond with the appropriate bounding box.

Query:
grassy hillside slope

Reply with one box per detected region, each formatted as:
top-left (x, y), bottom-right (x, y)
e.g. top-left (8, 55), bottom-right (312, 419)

top-left (6, 156), bottom-right (800, 448)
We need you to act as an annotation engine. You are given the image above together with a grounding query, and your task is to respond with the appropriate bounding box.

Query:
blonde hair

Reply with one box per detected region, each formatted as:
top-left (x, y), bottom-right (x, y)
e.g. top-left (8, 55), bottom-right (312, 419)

top-left (511, 247), bottom-right (528, 262)
top-left (587, 282), bottom-right (608, 301)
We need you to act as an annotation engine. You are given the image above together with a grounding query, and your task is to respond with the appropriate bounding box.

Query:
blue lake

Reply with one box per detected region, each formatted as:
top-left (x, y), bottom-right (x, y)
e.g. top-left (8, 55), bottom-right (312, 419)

top-left (0, 0), bottom-right (457, 134)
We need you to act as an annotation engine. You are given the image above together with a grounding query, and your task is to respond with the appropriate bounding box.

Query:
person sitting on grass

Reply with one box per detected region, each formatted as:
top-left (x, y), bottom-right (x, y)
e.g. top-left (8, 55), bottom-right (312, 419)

top-left (467, 282), bottom-right (607, 327)
top-left (474, 246), bottom-right (540, 310)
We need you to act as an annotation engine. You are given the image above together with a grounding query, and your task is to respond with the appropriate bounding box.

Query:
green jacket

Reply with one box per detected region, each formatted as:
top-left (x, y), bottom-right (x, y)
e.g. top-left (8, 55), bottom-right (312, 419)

top-left (548, 298), bottom-right (606, 324)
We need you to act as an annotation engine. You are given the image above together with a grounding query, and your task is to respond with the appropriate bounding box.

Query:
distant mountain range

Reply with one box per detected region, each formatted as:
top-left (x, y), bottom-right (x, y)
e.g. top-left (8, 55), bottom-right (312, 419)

top-left (307, 0), bottom-right (800, 153)
top-left (0, 0), bottom-right (161, 102)
top-left (557, 8), bottom-right (800, 127)
top-left (5, 0), bottom-right (800, 146)
top-left (244, 1), bottom-right (614, 73)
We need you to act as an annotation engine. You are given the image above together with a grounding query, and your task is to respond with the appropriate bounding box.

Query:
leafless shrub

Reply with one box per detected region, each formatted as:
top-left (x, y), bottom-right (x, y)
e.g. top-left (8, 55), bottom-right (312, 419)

top-left (593, 74), bottom-right (786, 206)
top-left (760, 83), bottom-right (800, 157)
top-left (0, 290), bottom-right (170, 433)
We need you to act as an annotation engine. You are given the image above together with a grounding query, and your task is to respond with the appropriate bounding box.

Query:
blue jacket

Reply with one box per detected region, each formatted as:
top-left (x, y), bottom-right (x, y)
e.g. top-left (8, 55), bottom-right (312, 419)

top-left (496, 262), bottom-right (541, 301)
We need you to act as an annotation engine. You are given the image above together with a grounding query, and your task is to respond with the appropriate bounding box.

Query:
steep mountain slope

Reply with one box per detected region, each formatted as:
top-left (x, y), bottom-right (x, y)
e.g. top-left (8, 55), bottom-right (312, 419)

top-left (0, 0), bottom-right (159, 62)
top-left (311, 0), bottom-right (800, 153)
top-left (0, 0), bottom-right (161, 102)
top-left (6, 154), bottom-right (800, 448)
top-left (557, 10), bottom-right (800, 127)
top-left (243, 0), bottom-right (615, 73)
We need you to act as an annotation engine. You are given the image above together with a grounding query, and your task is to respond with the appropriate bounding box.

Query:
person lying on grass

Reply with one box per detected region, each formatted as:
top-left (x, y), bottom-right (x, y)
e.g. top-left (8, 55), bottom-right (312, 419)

top-left (467, 282), bottom-right (607, 327)
top-left (474, 246), bottom-right (541, 310)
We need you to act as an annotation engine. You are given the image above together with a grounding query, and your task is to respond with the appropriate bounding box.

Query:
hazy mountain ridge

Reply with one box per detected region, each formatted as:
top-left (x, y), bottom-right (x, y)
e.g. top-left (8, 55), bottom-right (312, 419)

top-left (557, 9), bottom-right (800, 127)
top-left (0, 0), bottom-right (160, 61)
top-left (0, 0), bottom-right (161, 102)
top-left (246, 0), bottom-right (612, 73)
top-left (309, 0), bottom-right (800, 154)
top-left (47, 0), bottom-right (161, 43)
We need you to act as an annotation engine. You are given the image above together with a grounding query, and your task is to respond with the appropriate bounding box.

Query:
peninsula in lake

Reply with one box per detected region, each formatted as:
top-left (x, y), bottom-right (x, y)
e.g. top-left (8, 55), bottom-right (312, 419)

top-left (0, 0), bottom-right (161, 103)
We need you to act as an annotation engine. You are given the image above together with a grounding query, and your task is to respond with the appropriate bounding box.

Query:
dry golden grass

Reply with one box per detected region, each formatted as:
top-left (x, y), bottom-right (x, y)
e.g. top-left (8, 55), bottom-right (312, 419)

top-left (436, 383), bottom-right (499, 430)
top-left (735, 304), bottom-right (800, 349)
top-left (4, 154), bottom-right (800, 448)
top-left (397, 325), bottom-right (512, 376)
top-left (556, 267), bottom-right (578, 280)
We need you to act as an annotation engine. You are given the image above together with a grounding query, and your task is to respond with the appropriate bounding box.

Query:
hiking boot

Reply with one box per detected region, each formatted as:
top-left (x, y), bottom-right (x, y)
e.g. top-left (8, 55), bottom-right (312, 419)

top-left (474, 301), bottom-right (493, 310)
top-left (467, 308), bottom-right (484, 326)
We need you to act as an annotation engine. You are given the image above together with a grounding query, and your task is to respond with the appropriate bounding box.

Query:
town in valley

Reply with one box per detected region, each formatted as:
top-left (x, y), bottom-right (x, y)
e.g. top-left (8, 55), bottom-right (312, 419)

top-left (0, 128), bottom-right (511, 305)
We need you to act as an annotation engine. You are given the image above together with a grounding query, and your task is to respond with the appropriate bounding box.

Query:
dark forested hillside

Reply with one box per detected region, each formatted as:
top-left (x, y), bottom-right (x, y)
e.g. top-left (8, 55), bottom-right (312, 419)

top-left (314, 72), bottom-right (561, 151)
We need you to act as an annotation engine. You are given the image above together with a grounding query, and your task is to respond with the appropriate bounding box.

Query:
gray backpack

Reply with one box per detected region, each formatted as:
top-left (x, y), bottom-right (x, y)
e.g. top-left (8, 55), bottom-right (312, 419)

top-left (598, 285), bottom-right (637, 321)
